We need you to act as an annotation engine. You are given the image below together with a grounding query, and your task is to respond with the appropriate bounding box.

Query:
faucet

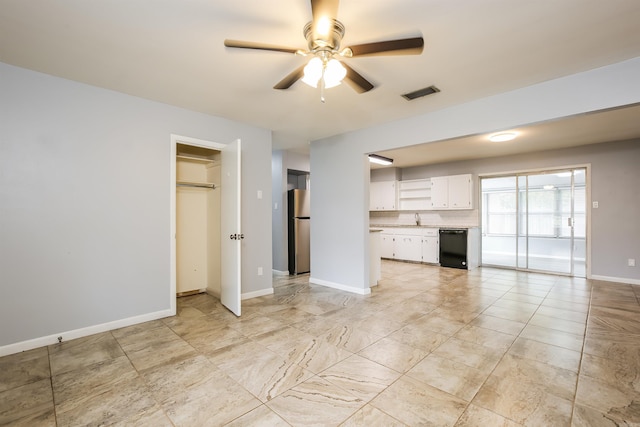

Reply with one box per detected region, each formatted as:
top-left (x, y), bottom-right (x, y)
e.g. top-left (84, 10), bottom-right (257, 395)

top-left (415, 212), bottom-right (420, 226)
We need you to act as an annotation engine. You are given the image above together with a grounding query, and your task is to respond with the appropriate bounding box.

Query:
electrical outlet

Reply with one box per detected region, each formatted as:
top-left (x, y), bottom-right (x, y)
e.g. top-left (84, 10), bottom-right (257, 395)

top-left (629, 259), bottom-right (636, 267)
top-left (258, 267), bottom-right (263, 276)
top-left (592, 201), bottom-right (599, 208)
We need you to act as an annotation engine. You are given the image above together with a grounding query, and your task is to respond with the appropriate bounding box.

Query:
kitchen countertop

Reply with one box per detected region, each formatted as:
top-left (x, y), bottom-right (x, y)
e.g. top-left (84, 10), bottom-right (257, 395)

top-left (371, 224), bottom-right (479, 229)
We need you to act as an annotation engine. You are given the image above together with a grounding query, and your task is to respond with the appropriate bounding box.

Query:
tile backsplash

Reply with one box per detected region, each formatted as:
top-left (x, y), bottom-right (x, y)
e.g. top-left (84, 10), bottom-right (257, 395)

top-left (370, 210), bottom-right (480, 227)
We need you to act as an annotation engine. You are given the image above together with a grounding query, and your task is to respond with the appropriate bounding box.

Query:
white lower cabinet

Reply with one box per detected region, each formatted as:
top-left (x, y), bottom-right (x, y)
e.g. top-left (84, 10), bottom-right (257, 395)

top-left (380, 233), bottom-right (395, 259)
top-left (395, 233), bottom-right (423, 262)
top-left (422, 236), bottom-right (439, 264)
top-left (379, 227), bottom-right (440, 264)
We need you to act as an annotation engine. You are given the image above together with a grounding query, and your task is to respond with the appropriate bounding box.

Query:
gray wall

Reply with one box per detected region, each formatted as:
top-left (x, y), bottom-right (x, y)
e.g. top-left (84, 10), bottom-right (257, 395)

top-left (400, 139), bottom-right (640, 280)
top-left (271, 150), bottom-right (309, 273)
top-left (0, 62), bottom-right (273, 348)
top-left (310, 57), bottom-right (640, 292)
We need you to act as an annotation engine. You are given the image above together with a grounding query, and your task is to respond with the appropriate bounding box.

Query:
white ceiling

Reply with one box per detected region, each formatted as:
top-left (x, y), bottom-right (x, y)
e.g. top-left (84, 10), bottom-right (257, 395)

top-left (374, 103), bottom-right (640, 168)
top-left (2, 0), bottom-right (640, 158)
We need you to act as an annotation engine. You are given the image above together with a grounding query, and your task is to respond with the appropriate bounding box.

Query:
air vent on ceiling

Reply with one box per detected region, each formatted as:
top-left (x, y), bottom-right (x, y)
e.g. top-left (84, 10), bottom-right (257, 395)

top-left (402, 85), bottom-right (440, 101)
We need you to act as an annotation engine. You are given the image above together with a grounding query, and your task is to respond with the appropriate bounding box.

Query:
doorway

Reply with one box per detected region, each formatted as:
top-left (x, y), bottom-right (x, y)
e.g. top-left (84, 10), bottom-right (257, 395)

top-left (176, 144), bottom-right (221, 296)
top-left (170, 135), bottom-right (242, 316)
top-left (480, 167), bottom-right (587, 277)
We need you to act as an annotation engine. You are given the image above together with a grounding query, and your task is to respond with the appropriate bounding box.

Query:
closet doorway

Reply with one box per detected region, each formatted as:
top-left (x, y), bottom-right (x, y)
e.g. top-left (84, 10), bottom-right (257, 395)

top-left (170, 135), bottom-right (242, 316)
top-left (480, 167), bottom-right (587, 277)
top-left (176, 144), bottom-right (221, 296)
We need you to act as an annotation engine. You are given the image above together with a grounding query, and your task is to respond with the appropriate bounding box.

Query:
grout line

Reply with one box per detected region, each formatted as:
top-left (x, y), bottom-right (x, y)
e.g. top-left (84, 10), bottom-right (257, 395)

top-left (569, 278), bottom-right (594, 426)
top-left (46, 345), bottom-right (59, 427)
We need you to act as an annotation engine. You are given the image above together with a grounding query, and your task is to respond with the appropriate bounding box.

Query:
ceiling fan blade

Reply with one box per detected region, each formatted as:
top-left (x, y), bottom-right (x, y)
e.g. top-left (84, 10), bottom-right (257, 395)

top-left (224, 39), bottom-right (299, 54)
top-left (274, 64), bottom-right (307, 90)
top-left (345, 37), bottom-right (424, 57)
top-left (341, 62), bottom-right (374, 94)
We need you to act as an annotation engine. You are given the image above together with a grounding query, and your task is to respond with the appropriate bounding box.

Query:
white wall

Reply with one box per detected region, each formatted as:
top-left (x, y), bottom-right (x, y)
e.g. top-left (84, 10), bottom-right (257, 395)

top-left (400, 139), bottom-right (640, 282)
top-left (310, 57), bottom-right (640, 292)
top-left (0, 62), bottom-right (272, 351)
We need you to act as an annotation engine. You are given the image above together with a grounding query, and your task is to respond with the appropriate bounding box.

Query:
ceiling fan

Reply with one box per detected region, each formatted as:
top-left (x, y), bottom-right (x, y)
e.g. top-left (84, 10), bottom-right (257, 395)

top-left (223, 0), bottom-right (424, 101)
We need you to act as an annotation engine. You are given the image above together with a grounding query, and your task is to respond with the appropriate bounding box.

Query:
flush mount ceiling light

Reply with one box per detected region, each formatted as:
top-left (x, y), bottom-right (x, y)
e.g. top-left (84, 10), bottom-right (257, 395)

top-left (489, 132), bottom-right (518, 142)
top-left (368, 154), bottom-right (393, 166)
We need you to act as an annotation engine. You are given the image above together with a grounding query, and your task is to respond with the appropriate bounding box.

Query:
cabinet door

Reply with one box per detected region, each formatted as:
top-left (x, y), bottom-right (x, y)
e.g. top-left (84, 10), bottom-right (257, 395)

top-left (448, 174), bottom-right (473, 209)
top-left (380, 234), bottom-right (395, 259)
top-left (370, 181), bottom-right (396, 211)
top-left (430, 176), bottom-right (449, 209)
top-left (422, 236), bottom-right (439, 264)
top-left (395, 235), bottom-right (423, 262)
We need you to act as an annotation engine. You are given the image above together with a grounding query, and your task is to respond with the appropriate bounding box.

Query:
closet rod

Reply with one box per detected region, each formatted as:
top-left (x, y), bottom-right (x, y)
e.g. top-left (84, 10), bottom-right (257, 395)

top-left (176, 183), bottom-right (217, 189)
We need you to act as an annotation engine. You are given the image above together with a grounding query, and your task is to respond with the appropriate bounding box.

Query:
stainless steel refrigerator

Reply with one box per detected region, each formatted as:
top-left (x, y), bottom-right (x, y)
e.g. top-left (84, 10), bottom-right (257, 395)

top-left (288, 189), bottom-right (310, 275)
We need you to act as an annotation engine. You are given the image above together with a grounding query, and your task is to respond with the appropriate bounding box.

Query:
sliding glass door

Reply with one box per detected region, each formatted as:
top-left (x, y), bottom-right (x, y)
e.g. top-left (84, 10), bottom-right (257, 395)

top-left (481, 168), bottom-right (586, 277)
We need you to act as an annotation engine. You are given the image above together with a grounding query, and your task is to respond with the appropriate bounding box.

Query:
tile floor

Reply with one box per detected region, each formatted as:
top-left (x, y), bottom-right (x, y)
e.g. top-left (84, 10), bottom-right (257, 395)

top-left (1, 260), bottom-right (640, 426)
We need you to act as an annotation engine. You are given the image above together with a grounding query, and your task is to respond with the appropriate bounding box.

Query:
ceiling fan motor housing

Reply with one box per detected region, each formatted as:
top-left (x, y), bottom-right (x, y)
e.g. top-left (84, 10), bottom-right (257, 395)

top-left (304, 20), bottom-right (345, 52)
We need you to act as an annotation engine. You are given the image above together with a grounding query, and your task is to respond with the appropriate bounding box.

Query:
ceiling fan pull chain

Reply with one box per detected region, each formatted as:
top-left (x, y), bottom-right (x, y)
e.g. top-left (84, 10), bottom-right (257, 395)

top-left (320, 64), bottom-right (327, 103)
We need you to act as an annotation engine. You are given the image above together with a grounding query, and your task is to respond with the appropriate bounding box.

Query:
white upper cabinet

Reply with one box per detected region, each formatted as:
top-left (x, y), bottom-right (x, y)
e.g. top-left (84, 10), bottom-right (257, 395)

top-left (370, 181), bottom-right (397, 211)
top-left (430, 176), bottom-right (449, 209)
top-left (448, 174), bottom-right (473, 209)
top-left (431, 174), bottom-right (473, 210)
top-left (370, 175), bottom-right (472, 211)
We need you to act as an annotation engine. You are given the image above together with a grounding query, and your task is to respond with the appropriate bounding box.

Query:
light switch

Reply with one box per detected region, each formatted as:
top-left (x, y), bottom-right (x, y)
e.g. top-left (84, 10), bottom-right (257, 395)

top-left (257, 190), bottom-right (263, 199)
top-left (592, 201), bottom-right (599, 209)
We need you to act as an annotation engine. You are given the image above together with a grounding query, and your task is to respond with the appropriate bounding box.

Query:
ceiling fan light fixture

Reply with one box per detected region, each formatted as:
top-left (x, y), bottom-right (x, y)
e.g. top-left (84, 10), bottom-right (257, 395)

top-left (316, 16), bottom-right (332, 37)
top-left (301, 57), bottom-right (346, 89)
top-left (302, 57), bottom-right (323, 87)
top-left (324, 58), bottom-right (346, 88)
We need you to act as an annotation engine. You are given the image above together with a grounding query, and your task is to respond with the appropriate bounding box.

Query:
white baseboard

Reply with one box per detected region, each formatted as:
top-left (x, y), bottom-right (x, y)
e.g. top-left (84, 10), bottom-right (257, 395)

top-left (272, 269), bottom-right (289, 276)
top-left (0, 308), bottom-right (173, 358)
top-left (242, 288), bottom-right (274, 300)
top-left (205, 289), bottom-right (221, 299)
top-left (590, 275), bottom-right (640, 285)
top-left (309, 277), bottom-right (372, 295)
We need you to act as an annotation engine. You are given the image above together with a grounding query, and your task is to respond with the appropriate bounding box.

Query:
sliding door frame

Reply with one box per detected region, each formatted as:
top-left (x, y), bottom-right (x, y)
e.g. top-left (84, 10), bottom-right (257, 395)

top-left (478, 163), bottom-right (592, 278)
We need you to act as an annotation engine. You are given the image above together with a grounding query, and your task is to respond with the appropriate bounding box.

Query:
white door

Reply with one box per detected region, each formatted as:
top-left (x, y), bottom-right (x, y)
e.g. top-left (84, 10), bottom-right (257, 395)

top-left (221, 139), bottom-right (241, 316)
top-left (430, 176), bottom-right (448, 208)
top-left (448, 174), bottom-right (472, 209)
top-left (481, 168), bottom-right (586, 277)
top-left (422, 237), bottom-right (439, 264)
top-left (395, 235), bottom-right (422, 262)
top-left (380, 234), bottom-right (394, 259)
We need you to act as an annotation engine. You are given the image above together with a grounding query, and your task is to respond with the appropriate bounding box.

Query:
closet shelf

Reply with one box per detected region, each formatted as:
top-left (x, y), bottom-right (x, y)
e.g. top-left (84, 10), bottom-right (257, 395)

top-left (176, 154), bottom-right (216, 164)
top-left (177, 180), bottom-right (216, 189)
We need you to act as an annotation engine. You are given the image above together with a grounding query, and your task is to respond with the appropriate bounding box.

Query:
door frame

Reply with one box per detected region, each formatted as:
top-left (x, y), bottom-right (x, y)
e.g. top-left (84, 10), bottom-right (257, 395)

top-left (478, 163), bottom-right (592, 278)
top-left (169, 134), bottom-right (227, 315)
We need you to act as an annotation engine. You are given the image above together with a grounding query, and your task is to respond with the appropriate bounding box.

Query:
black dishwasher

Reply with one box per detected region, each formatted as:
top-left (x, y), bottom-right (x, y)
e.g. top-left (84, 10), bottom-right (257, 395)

top-left (439, 229), bottom-right (468, 269)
